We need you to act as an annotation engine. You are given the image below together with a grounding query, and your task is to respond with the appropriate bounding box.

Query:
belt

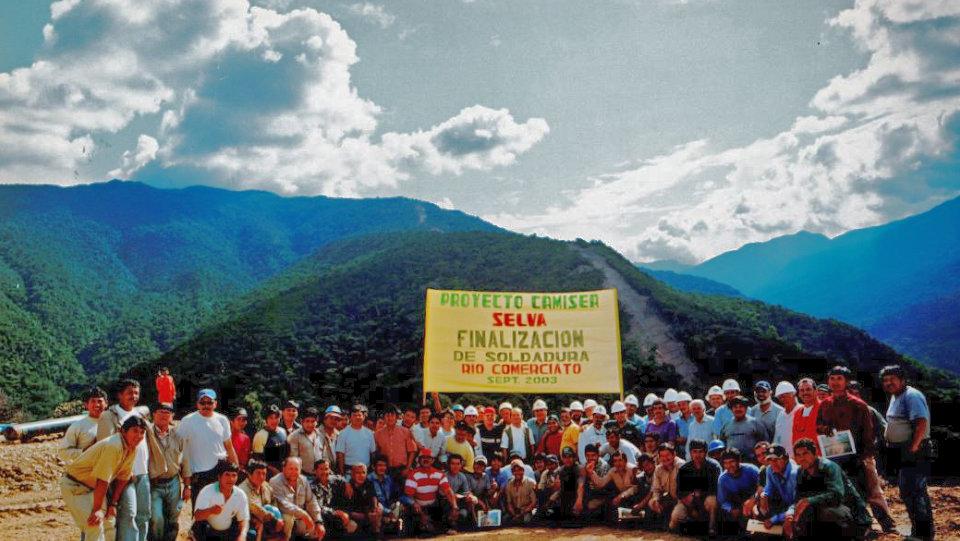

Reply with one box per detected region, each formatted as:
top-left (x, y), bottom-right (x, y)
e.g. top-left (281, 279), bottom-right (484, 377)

top-left (151, 476), bottom-right (177, 486)
top-left (65, 474), bottom-right (95, 491)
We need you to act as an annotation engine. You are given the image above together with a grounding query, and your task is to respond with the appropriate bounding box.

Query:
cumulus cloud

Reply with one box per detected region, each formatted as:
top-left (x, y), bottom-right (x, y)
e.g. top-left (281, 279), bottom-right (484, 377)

top-left (0, 0), bottom-right (547, 196)
top-left (347, 3), bottom-right (396, 29)
top-left (109, 134), bottom-right (159, 178)
top-left (489, 0), bottom-right (960, 263)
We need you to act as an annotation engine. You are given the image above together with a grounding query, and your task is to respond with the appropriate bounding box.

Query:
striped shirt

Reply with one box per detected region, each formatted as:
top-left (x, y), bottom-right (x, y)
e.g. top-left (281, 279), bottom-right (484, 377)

top-left (404, 467), bottom-right (450, 506)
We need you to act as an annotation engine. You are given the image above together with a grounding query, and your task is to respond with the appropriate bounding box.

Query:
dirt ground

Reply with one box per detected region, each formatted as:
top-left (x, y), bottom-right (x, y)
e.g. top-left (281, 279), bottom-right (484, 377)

top-left (1, 438), bottom-right (957, 540)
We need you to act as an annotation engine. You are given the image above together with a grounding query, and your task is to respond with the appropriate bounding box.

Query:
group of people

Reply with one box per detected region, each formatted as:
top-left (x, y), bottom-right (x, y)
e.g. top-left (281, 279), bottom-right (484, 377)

top-left (58, 364), bottom-right (934, 540)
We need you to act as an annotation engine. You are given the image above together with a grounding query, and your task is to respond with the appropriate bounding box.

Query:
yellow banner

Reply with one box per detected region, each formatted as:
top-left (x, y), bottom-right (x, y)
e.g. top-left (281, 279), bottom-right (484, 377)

top-left (423, 289), bottom-right (623, 394)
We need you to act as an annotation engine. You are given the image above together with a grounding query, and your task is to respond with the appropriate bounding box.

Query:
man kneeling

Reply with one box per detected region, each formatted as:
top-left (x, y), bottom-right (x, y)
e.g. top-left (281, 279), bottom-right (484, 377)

top-left (193, 461), bottom-right (250, 540)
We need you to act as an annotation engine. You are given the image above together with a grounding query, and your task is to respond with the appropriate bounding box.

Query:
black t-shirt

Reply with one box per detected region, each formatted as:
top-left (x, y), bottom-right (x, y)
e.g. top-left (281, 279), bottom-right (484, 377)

top-left (478, 423), bottom-right (505, 460)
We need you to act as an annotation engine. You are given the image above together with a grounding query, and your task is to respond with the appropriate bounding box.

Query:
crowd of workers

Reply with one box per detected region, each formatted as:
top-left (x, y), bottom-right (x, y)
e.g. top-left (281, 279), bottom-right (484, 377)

top-left (57, 364), bottom-right (934, 540)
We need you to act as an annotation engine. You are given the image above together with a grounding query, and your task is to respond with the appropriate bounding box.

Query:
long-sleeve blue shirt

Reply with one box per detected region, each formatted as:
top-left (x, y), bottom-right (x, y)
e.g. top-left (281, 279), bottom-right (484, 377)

top-left (368, 472), bottom-right (398, 508)
top-left (717, 463), bottom-right (760, 513)
top-left (762, 461), bottom-right (798, 524)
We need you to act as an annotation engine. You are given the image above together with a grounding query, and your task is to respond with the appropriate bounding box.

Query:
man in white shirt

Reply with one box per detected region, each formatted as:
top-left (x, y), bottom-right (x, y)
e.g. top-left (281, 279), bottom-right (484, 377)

top-left (577, 406), bottom-right (608, 464)
top-left (193, 461), bottom-right (250, 540)
top-left (500, 408), bottom-right (534, 461)
top-left (176, 389), bottom-right (238, 511)
top-left (96, 379), bottom-right (162, 541)
top-left (59, 386), bottom-right (108, 463)
top-left (772, 382), bottom-right (800, 457)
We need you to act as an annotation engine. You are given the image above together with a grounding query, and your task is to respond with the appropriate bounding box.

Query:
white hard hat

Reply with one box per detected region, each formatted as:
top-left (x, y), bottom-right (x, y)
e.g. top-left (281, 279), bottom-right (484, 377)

top-left (583, 399), bottom-right (599, 409)
top-left (610, 401), bottom-right (626, 414)
top-left (464, 406), bottom-right (478, 416)
top-left (499, 402), bottom-right (513, 411)
top-left (624, 394), bottom-right (639, 407)
top-left (677, 391), bottom-right (692, 402)
top-left (706, 385), bottom-right (723, 398)
top-left (774, 381), bottom-right (797, 397)
top-left (664, 388), bottom-right (680, 403)
top-left (643, 393), bottom-right (658, 407)
top-left (593, 405), bottom-right (607, 416)
top-left (722, 379), bottom-right (741, 392)
top-left (532, 399), bottom-right (548, 411)
top-left (569, 400), bottom-right (584, 411)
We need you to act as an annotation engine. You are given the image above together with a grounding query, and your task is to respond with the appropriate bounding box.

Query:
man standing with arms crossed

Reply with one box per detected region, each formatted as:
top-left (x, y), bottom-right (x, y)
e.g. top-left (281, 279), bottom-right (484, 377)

top-left (176, 389), bottom-right (238, 511)
top-left (882, 365), bottom-right (934, 540)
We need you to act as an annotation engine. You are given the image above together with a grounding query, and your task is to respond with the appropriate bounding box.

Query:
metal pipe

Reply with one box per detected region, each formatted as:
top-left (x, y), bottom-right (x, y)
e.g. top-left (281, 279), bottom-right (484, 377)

top-left (2, 406), bottom-right (150, 442)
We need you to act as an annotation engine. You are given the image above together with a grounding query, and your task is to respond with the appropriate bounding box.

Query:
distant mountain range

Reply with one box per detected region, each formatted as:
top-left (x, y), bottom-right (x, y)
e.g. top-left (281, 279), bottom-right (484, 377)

top-left (646, 196), bottom-right (960, 373)
top-left (0, 180), bottom-right (496, 416)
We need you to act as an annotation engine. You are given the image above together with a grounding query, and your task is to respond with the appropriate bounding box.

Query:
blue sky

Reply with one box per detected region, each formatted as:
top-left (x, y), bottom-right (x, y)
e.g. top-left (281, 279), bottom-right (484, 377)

top-left (1, 0), bottom-right (958, 263)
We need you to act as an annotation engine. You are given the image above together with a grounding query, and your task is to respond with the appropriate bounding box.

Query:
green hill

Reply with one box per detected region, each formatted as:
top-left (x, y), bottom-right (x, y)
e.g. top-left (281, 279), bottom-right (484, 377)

top-left (0, 181), bottom-right (497, 416)
top-left (129, 231), bottom-right (959, 456)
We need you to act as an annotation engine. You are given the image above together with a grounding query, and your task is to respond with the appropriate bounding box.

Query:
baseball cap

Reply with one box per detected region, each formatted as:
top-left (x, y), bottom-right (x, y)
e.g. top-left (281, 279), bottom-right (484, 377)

top-left (561, 447), bottom-right (576, 457)
top-left (464, 406), bottom-right (478, 416)
top-left (451, 404), bottom-right (465, 412)
top-left (510, 459), bottom-right (525, 470)
top-left (816, 383), bottom-right (830, 392)
top-left (483, 406), bottom-right (496, 415)
top-left (324, 405), bottom-right (343, 417)
top-left (775, 381), bottom-right (797, 397)
top-left (722, 379), bottom-right (741, 392)
top-left (546, 454), bottom-right (559, 464)
top-left (730, 395), bottom-right (750, 406)
top-left (302, 407), bottom-right (320, 419)
top-left (754, 381), bottom-right (772, 391)
top-left (265, 404), bottom-right (281, 416)
top-left (282, 399), bottom-right (299, 410)
top-left (198, 389), bottom-right (217, 401)
top-left (418, 447), bottom-right (433, 458)
top-left (610, 401), bottom-right (626, 414)
top-left (547, 414), bottom-right (559, 423)
top-left (624, 394), bottom-right (639, 407)
top-left (232, 407), bottom-right (249, 419)
top-left (474, 455), bottom-right (488, 465)
top-left (155, 402), bottom-right (175, 412)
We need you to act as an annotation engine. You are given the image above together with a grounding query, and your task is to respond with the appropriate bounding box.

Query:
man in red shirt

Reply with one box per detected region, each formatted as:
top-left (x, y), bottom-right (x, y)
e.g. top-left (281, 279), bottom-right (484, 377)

top-left (155, 367), bottom-right (176, 404)
top-left (230, 408), bottom-right (252, 469)
top-left (404, 448), bottom-right (458, 534)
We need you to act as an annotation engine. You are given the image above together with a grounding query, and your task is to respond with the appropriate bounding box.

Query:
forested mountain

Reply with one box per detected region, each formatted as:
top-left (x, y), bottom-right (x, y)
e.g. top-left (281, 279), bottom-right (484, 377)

top-left (636, 268), bottom-right (744, 298)
top-left (128, 231), bottom-right (959, 453)
top-left (647, 196), bottom-right (960, 373)
top-left (0, 181), bottom-right (497, 416)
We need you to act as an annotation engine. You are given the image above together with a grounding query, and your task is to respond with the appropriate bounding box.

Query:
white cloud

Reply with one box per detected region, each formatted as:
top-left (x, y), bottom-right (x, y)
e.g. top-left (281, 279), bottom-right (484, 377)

top-left (109, 134), bottom-right (159, 178)
top-left (489, 0), bottom-right (960, 263)
top-left (347, 3), bottom-right (396, 29)
top-left (0, 0), bottom-right (547, 196)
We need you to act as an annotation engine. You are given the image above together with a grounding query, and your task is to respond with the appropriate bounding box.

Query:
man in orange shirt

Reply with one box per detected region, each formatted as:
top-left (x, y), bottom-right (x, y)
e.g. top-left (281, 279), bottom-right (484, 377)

top-left (155, 367), bottom-right (176, 405)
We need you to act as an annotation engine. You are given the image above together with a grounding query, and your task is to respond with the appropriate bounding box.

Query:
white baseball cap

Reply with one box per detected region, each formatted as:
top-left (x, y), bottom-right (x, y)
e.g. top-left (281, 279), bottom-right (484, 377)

top-left (569, 400), bottom-right (584, 411)
top-left (706, 385), bottom-right (723, 398)
top-left (643, 393), bottom-right (658, 407)
top-left (498, 402), bottom-right (513, 411)
top-left (722, 379), bottom-right (741, 392)
top-left (774, 381), bottom-right (797, 397)
top-left (677, 391), bottom-right (692, 402)
top-left (532, 399), bottom-right (548, 411)
top-left (464, 406), bottom-right (479, 416)
top-left (663, 388), bottom-right (680, 403)
top-left (610, 401), bottom-right (626, 414)
top-left (624, 394), bottom-right (639, 407)
top-left (593, 405), bottom-right (607, 416)
top-left (583, 399), bottom-right (599, 409)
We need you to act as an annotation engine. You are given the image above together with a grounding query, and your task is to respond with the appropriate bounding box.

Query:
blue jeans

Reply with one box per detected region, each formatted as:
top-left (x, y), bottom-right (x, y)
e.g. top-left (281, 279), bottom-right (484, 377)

top-left (150, 477), bottom-right (182, 541)
top-left (117, 474), bottom-right (151, 541)
top-left (900, 460), bottom-right (933, 539)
